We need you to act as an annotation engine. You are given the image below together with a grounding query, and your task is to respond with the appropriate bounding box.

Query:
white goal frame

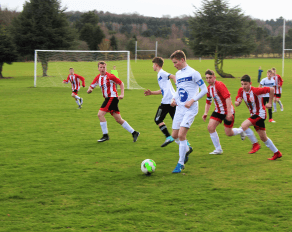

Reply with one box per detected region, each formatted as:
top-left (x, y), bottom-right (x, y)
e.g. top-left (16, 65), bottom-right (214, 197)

top-left (135, 41), bottom-right (158, 62)
top-left (34, 50), bottom-right (132, 89)
top-left (282, 19), bottom-right (292, 77)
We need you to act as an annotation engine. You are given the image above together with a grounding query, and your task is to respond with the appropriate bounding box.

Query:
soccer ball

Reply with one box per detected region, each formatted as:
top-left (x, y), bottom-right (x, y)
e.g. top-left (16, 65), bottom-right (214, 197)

top-left (141, 159), bottom-right (156, 175)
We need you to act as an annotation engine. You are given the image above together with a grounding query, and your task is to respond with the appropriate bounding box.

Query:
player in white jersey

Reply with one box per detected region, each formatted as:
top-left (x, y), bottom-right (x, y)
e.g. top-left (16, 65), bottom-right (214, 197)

top-left (170, 50), bottom-right (208, 173)
top-left (63, 68), bottom-right (85, 109)
top-left (144, 57), bottom-right (177, 147)
top-left (259, 70), bottom-right (276, 122)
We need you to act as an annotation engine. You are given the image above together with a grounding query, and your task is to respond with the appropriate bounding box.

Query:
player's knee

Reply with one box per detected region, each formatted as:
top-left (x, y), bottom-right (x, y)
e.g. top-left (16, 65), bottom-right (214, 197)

top-left (207, 125), bottom-right (216, 133)
top-left (71, 93), bottom-right (76, 98)
top-left (154, 118), bottom-right (162, 125)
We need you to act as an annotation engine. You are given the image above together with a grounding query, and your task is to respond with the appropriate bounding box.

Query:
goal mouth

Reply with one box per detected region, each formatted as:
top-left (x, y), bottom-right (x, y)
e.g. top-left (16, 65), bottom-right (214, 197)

top-left (34, 50), bottom-right (143, 89)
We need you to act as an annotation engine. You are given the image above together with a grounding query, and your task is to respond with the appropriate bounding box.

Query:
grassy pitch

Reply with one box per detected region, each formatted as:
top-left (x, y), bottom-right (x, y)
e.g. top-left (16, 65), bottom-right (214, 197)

top-left (1, 58), bottom-right (292, 231)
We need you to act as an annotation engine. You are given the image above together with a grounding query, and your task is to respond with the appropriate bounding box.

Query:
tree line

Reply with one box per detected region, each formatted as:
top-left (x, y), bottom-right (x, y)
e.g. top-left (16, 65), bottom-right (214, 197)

top-left (0, 0), bottom-right (292, 78)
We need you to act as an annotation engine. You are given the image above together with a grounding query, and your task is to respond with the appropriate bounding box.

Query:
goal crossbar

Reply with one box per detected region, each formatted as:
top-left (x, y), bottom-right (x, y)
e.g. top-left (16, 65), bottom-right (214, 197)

top-left (34, 50), bottom-right (135, 89)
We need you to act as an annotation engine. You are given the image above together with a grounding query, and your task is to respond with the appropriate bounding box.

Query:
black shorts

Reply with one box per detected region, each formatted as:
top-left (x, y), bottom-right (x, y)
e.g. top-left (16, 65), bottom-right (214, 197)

top-left (100, 97), bottom-right (120, 115)
top-left (154, 104), bottom-right (176, 124)
top-left (248, 115), bottom-right (265, 131)
top-left (210, 111), bottom-right (235, 128)
top-left (275, 94), bottom-right (281, 98)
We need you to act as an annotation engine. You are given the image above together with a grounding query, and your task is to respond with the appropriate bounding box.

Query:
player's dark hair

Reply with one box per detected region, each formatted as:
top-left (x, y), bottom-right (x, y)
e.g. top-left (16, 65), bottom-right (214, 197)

top-left (205, 69), bottom-right (215, 76)
top-left (98, 61), bottom-right (107, 67)
top-left (152, 57), bottom-right (164, 67)
top-left (241, 75), bottom-right (251, 83)
top-left (170, 50), bottom-right (186, 61)
top-left (69, 67), bottom-right (73, 70)
top-left (267, 69), bottom-right (273, 73)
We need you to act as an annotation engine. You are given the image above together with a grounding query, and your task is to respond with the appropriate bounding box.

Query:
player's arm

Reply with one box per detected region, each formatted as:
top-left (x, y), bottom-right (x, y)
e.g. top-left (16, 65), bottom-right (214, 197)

top-left (118, 82), bottom-right (124, 99)
top-left (144, 89), bottom-right (162, 96)
top-left (87, 76), bottom-right (98, 94)
top-left (202, 103), bottom-right (211, 121)
top-left (235, 88), bottom-right (243, 107)
top-left (75, 74), bottom-right (86, 87)
top-left (185, 79), bottom-right (208, 109)
top-left (62, 76), bottom-right (70, 84)
top-left (266, 87), bottom-right (275, 108)
top-left (169, 74), bottom-right (176, 83)
top-left (225, 97), bottom-right (233, 121)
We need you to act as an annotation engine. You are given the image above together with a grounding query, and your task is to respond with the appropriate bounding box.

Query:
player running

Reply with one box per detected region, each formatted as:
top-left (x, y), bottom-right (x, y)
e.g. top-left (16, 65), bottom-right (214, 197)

top-left (202, 69), bottom-right (246, 155)
top-left (63, 68), bottom-right (85, 109)
top-left (144, 57), bottom-right (176, 147)
top-left (271, 67), bottom-right (284, 112)
top-left (170, 50), bottom-right (208, 173)
top-left (87, 61), bottom-right (140, 143)
top-left (235, 75), bottom-right (282, 160)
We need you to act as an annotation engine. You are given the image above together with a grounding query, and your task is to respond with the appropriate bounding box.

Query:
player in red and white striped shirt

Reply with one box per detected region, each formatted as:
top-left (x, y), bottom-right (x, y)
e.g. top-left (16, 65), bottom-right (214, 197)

top-left (202, 70), bottom-right (246, 155)
top-left (271, 67), bottom-right (284, 112)
top-left (235, 75), bottom-right (282, 160)
top-left (63, 68), bottom-right (85, 109)
top-left (87, 61), bottom-right (139, 143)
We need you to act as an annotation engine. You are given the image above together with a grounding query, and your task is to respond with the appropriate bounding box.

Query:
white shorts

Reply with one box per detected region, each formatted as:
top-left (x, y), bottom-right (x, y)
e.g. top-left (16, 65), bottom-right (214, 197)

top-left (172, 105), bottom-right (198, 130)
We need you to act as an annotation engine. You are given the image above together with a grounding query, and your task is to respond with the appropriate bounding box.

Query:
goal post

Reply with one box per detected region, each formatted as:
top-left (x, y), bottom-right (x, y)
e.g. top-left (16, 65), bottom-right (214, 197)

top-left (34, 50), bottom-right (143, 89)
top-left (282, 19), bottom-right (292, 77)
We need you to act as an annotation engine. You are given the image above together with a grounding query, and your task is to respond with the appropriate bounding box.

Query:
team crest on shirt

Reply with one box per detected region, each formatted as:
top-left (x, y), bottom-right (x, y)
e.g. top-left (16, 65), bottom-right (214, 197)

top-left (178, 88), bottom-right (188, 102)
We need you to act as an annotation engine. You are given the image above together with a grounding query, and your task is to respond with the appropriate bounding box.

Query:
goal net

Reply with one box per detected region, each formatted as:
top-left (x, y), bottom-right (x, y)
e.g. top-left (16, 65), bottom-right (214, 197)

top-left (34, 50), bottom-right (143, 89)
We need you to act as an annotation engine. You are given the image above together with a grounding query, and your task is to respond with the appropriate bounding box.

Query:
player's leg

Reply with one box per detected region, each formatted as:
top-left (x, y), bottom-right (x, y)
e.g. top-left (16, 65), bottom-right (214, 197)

top-left (208, 118), bottom-right (223, 154)
top-left (241, 118), bottom-right (260, 154)
top-left (256, 129), bottom-right (282, 160)
top-left (276, 96), bottom-right (283, 111)
top-left (224, 114), bottom-right (246, 140)
top-left (155, 104), bottom-right (174, 147)
top-left (97, 110), bottom-right (109, 142)
top-left (72, 91), bottom-right (82, 108)
top-left (263, 97), bottom-right (275, 122)
top-left (273, 96), bottom-right (277, 112)
top-left (112, 112), bottom-right (140, 142)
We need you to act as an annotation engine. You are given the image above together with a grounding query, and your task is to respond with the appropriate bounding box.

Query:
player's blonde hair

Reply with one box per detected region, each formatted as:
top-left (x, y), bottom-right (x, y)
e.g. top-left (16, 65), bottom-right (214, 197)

top-left (170, 50), bottom-right (186, 61)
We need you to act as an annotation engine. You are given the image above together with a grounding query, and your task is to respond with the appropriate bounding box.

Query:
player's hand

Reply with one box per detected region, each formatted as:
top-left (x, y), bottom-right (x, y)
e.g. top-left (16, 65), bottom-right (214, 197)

top-left (118, 94), bottom-right (124, 100)
top-left (265, 103), bottom-right (272, 109)
top-left (202, 114), bottom-right (207, 121)
top-left (87, 88), bottom-right (93, 94)
top-left (144, 89), bottom-right (151, 96)
top-left (237, 97), bottom-right (242, 103)
top-left (170, 98), bottom-right (177, 107)
top-left (225, 114), bottom-right (233, 122)
top-left (185, 99), bottom-right (195, 109)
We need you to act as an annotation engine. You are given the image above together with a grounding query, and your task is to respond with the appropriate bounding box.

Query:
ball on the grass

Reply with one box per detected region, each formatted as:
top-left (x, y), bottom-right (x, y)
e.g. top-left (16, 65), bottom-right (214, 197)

top-left (141, 159), bottom-right (156, 175)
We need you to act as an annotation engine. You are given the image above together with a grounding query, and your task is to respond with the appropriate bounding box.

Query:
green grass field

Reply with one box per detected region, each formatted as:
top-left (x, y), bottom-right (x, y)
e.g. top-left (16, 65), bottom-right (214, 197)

top-left (1, 58), bottom-right (292, 231)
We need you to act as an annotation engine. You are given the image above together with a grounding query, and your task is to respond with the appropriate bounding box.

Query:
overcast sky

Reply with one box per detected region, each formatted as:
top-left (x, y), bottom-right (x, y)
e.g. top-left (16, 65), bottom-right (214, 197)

top-left (1, 0), bottom-right (290, 21)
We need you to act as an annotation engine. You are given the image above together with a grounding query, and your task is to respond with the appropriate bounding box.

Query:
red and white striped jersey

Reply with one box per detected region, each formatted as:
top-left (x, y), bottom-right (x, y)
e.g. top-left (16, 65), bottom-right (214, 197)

top-left (236, 86), bottom-right (270, 119)
top-left (206, 80), bottom-right (234, 115)
top-left (63, 74), bottom-right (85, 91)
top-left (90, 72), bottom-right (122, 98)
top-left (273, 75), bottom-right (283, 94)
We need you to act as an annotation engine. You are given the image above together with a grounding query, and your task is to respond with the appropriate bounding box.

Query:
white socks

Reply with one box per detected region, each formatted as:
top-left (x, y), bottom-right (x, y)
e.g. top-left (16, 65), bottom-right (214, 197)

top-left (273, 102), bottom-right (277, 110)
top-left (244, 128), bottom-right (258, 144)
top-left (210, 131), bottom-right (222, 151)
top-left (75, 100), bottom-right (80, 106)
top-left (100, 122), bottom-right (108, 134)
top-left (232, 127), bottom-right (244, 136)
top-left (178, 140), bottom-right (188, 165)
top-left (264, 138), bottom-right (278, 153)
top-left (74, 95), bottom-right (81, 100)
top-left (122, 121), bottom-right (134, 134)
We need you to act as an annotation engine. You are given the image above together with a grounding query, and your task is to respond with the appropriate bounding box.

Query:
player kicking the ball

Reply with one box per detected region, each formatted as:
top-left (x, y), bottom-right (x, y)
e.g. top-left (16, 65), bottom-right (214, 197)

top-left (235, 75), bottom-right (282, 160)
top-left (144, 57), bottom-right (176, 147)
top-left (87, 61), bottom-right (139, 143)
top-left (170, 50), bottom-right (208, 173)
top-left (202, 69), bottom-right (246, 155)
top-left (63, 68), bottom-right (85, 109)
